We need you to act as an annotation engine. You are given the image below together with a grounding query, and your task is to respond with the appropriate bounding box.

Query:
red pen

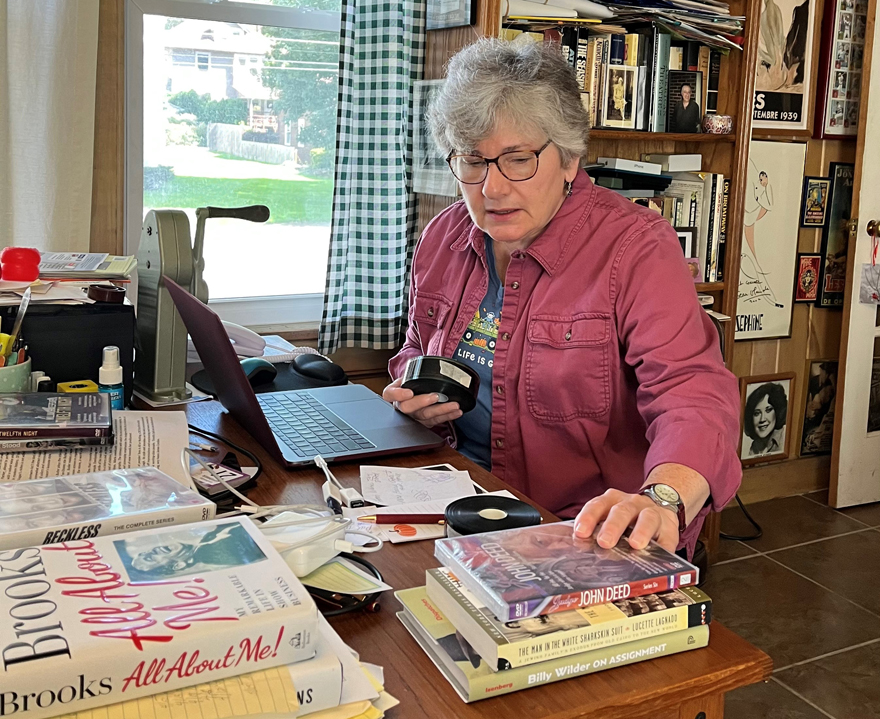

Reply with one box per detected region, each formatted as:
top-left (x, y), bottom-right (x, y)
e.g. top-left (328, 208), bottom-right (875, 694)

top-left (359, 513), bottom-right (446, 525)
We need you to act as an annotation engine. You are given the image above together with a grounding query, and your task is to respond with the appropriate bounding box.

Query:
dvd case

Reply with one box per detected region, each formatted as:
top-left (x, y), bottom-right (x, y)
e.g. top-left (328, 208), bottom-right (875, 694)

top-left (0, 393), bottom-right (112, 439)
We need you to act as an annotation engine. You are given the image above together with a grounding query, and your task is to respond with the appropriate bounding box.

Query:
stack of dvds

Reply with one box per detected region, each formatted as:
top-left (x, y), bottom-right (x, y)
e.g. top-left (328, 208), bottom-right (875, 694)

top-left (396, 521), bottom-right (713, 702)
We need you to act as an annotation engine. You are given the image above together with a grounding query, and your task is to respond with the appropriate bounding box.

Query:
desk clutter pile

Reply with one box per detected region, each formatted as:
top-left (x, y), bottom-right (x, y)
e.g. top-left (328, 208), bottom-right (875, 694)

top-left (397, 522), bottom-right (714, 702)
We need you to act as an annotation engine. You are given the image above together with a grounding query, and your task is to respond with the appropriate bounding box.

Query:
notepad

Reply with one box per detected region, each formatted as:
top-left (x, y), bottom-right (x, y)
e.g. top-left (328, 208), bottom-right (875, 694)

top-left (359, 466), bottom-right (475, 506)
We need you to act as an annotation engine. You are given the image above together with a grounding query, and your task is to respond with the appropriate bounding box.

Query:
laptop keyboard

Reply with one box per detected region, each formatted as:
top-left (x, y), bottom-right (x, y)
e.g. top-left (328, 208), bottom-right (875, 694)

top-left (257, 392), bottom-right (376, 457)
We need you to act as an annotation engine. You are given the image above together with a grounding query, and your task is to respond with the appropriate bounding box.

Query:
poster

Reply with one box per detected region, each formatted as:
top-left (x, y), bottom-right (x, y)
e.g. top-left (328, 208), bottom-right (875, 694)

top-left (753, 0), bottom-right (818, 131)
top-left (412, 80), bottom-right (458, 197)
top-left (736, 140), bottom-right (806, 340)
top-left (801, 360), bottom-right (838, 455)
top-left (817, 0), bottom-right (867, 137)
top-left (816, 162), bottom-right (855, 307)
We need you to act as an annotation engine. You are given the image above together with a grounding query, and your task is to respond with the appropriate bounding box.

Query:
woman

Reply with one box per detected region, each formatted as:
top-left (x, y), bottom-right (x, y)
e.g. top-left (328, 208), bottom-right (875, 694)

top-left (743, 383), bottom-right (788, 457)
top-left (384, 40), bottom-right (741, 557)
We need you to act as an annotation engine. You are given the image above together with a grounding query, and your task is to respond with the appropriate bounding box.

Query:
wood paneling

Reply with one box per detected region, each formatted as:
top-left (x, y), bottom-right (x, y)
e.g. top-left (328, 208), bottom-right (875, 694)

top-left (90, 0), bottom-right (125, 255)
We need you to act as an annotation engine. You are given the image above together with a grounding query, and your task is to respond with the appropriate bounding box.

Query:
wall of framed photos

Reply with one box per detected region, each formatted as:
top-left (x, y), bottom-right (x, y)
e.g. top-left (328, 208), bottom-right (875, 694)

top-left (734, 137), bottom-right (856, 503)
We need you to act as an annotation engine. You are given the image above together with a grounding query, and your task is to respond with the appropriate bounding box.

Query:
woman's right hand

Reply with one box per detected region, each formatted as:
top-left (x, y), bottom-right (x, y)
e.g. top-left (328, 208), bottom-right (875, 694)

top-left (382, 377), bottom-right (463, 428)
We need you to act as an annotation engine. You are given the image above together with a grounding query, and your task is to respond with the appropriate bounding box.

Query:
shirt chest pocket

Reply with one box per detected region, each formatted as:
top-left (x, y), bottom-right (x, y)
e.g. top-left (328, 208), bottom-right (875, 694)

top-left (413, 291), bottom-right (453, 355)
top-left (525, 314), bottom-right (611, 422)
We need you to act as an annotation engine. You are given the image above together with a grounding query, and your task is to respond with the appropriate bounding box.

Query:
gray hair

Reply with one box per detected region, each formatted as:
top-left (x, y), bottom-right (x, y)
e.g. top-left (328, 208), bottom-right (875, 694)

top-left (427, 38), bottom-right (590, 167)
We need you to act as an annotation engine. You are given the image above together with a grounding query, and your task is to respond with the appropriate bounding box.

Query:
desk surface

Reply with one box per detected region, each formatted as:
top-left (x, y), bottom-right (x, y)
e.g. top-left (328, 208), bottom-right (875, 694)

top-left (185, 401), bottom-right (771, 719)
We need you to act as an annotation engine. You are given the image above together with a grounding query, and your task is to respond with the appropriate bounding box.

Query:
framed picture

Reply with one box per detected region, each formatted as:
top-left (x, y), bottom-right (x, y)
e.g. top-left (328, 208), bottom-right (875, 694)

top-left (800, 176), bottom-right (830, 227)
top-left (427, 0), bottom-right (476, 30)
top-left (685, 258), bottom-right (703, 283)
top-left (794, 254), bottom-right (822, 302)
top-left (753, 0), bottom-right (818, 131)
top-left (740, 373), bottom-right (795, 465)
top-left (412, 80), bottom-right (458, 198)
top-left (736, 140), bottom-right (806, 340)
top-left (816, 162), bottom-right (855, 307)
top-left (675, 226), bottom-right (697, 256)
top-left (666, 71), bottom-right (703, 133)
top-left (868, 358), bottom-right (880, 432)
top-left (602, 65), bottom-right (637, 129)
top-left (801, 359), bottom-right (839, 456)
top-left (814, 0), bottom-right (866, 138)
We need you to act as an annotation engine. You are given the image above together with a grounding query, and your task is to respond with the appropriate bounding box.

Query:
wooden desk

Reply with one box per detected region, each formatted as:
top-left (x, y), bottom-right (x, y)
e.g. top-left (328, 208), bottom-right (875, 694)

top-left (186, 401), bottom-right (771, 719)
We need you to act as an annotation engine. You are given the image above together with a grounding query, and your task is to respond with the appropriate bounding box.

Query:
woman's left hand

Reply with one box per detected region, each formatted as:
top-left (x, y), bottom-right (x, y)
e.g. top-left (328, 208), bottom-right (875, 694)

top-left (573, 489), bottom-right (680, 553)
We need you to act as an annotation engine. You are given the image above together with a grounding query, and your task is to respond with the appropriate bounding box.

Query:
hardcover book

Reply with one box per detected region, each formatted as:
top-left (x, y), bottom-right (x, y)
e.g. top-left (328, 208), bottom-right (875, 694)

top-left (0, 393), bottom-right (112, 440)
top-left (396, 586), bottom-right (710, 703)
top-left (425, 567), bottom-right (712, 670)
top-left (433, 521), bottom-right (699, 622)
top-left (0, 467), bottom-right (216, 551)
top-left (0, 517), bottom-right (319, 719)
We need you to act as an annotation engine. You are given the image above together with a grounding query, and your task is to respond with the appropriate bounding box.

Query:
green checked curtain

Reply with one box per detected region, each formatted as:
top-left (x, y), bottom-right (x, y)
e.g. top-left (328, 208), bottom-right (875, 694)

top-left (318, 0), bottom-right (426, 354)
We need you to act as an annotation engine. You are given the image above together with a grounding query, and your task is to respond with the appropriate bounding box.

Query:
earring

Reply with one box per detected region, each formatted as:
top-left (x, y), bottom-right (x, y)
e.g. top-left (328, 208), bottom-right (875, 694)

top-left (564, 180), bottom-right (573, 197)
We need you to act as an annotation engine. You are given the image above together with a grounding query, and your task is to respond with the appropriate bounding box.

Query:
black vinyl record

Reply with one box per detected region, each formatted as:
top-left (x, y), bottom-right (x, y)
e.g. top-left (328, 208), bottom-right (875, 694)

top-left (445, 495), bottom-right (542, 537)
top-left (402, 355), bottom-right (480, 413)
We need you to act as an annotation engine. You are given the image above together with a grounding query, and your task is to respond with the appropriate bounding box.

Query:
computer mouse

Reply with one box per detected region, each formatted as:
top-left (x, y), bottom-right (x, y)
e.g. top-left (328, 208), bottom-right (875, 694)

top-left (293, 353), bottom-right (346, 383)
top-left (240, 357), bottom-right (278, 388)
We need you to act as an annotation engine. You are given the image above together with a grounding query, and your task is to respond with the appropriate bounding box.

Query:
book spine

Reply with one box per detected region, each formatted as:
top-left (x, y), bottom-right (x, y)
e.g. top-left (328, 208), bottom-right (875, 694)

top-left (0, 436), bottom-right (113, 452)
top-left (0, 425), bottom-right (113, 439)
top-left (706, 49), bottom-right (721, 114)
top-left (685, 41), bottom-right (700, 71)
top-left (698, 45), bottom-right (711, 109)
top-left (561, 27), bottom-right (578, 67)
top-left (575, 29), bottom-right (589, 91)
top-left (710, 174), bottom-right (725, 281)
top-left (467, 626), bottom-right (710, 700)
top-left (624, 34), bottom-right (639, 67)
top-left (591, 36), bottom-right (609, 127)
top-left (716, 178), bottom-right (730, 281)
top-left (609, 35), bottom-right (625, 65)
top-left (703, 174), bottom-right (718, 282)
top-left (650, 32), bottom-right (670, 133)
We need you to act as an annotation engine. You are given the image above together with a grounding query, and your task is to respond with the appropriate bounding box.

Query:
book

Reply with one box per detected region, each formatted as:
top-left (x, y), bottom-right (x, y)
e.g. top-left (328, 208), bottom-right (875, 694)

top-left (425, 567), bottom-right (712, 670)
top-left (700, 173), bottom-right (725, 282)
top-left (38, 253), bottom-right (137, 280)
top-left (706, 49), bottom-right (721, 114)
top-left (609, 34), bottom-right (625, 65)
top-left (597, 157), bottom-right (661, 175)
top-left (0, 435), bottom-right (113, 453)
top-left (587, 34), bottom-right (610, 126)
top-left (648, 29), bottom-right (671, 132)
top-left (669, 45), bottom-right (683, 71)
top-left (0, 517), bottom-right (319, 719)
top-left (624, 33), bottom-right (640, 66)
top-left (642, 153), bottom-right (702, 173)
top-left (396, 586), bottom-right (711, 703)
top-left (575, 29), bottom-right (589, 90)
top-left (0, 393), bottom-right (112, 440)
top-left (433, 521), bottom-right (700, 622)
top-left (0, 467), bottom-right (216, 551)
top-left (716, 177), bottom-right (730, 282)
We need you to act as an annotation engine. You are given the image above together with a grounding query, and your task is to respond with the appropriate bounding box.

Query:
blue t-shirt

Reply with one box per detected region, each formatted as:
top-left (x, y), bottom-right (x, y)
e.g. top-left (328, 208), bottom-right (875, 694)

top-left (453, 236), bottom-right (503, 470)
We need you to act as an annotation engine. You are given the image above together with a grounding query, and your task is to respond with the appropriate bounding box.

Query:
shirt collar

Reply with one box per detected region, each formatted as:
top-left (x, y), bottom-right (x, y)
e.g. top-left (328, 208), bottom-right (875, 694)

top-left (449, 170), bottom-right (596, 277)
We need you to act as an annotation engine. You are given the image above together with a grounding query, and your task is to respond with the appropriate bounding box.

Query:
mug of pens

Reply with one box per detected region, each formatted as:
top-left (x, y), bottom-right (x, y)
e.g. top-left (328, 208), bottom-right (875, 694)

top-left (0, 286), bottom-right (32, 392)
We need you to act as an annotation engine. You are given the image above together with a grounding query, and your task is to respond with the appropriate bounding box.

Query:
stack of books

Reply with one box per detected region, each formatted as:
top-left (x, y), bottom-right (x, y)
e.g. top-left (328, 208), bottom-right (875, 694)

top-left (396, 521), bottom-right (713, 702)
top-left (0, 392), bottom-right (114, 452)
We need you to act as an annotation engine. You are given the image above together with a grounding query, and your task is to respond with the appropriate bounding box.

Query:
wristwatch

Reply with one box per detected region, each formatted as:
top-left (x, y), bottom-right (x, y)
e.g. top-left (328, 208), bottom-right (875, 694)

top-left (639, 483), bottom-right (687, 535)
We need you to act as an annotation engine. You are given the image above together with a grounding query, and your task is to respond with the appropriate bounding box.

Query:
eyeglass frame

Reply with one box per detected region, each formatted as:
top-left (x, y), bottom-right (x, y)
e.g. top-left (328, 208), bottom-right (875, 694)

top-left (445, 140), bottom-right (553, 184)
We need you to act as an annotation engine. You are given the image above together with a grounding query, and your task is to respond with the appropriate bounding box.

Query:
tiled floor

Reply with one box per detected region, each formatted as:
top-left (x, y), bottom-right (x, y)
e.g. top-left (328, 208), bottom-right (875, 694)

top-left (711, 490), bottom-right (880, 718)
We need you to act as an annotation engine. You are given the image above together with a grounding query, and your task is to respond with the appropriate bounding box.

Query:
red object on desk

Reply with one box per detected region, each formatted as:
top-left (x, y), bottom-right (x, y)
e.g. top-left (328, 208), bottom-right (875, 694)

top-left (0, 247), bottom-right (40, 282)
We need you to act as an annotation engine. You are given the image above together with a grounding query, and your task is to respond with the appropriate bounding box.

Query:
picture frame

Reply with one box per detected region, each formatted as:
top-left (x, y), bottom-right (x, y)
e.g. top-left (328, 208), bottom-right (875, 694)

top-left (666, 70), bottom-right (703, 133)
top-left (674, 226), bottom-right (697, 257)
top-left (412, 79), bottom-right (458, 198)
top-left (816, 162), bottom-right (855, 307)
top-left (794, 254), bottom-right (822, 302)
top-left (736, 140), bottom-right (806, 340)
top-left (602, 65), bottom-right (637, 129)
top-left (868, 357), bottom-right (880, 432)
top-left (740, 373), bottom-right (795, 465)
top-left (814, 0), bottom-right (866, 138)
top-left (427, 0), bottom-right (476, 30)
top-left (800, 359), bottom-right (839, 456)
top-left (752, 0), bottom-right (819, 132)
top-left (800, 176), bottom-right (831, 227)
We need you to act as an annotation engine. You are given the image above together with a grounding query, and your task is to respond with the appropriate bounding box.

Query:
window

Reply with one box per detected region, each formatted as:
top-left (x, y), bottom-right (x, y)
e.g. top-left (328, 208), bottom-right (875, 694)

top-left (127, 0), bottom-right (341, 328)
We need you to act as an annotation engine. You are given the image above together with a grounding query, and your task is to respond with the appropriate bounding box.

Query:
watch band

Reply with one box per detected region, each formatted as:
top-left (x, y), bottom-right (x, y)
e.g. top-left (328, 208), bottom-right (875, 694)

top-left (640, 484), bottom-right (687, 535)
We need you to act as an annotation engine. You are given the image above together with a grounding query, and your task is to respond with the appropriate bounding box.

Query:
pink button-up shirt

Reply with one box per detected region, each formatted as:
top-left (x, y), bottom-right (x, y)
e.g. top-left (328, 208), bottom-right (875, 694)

top-left (389, 171), bottom-right (742, 553)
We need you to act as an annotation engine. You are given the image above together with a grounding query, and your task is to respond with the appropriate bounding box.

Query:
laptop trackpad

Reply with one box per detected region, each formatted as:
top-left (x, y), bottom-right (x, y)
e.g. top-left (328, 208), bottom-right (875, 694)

top-left (332, 397), bottom-right (414, 429)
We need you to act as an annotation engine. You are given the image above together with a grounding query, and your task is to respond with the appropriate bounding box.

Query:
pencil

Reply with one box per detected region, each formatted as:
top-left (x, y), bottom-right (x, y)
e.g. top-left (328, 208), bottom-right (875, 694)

top-left (359, 514), bottom-right (446, 524)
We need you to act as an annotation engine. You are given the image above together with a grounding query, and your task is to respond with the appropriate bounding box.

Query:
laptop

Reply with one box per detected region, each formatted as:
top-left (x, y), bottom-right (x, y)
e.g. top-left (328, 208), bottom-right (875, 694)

top-left (164, 278), bottom-right (444, 466)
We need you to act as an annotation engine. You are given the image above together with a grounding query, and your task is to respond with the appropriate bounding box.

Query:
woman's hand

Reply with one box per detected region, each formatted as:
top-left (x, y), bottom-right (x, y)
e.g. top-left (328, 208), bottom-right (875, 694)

top-left (382, 377), bottom-right (463, 428)
top-left (573, 489), bottom-right (680, 553)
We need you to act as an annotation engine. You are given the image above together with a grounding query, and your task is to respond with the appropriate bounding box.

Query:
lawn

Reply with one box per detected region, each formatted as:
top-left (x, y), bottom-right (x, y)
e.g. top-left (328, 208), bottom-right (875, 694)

top-left (144, 173), bottom-right (334, 225)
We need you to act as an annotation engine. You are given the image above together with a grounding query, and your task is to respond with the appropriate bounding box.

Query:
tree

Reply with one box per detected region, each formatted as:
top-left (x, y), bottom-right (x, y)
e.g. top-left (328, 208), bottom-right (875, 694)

top-left (260, 0), bottom-right (341, 157)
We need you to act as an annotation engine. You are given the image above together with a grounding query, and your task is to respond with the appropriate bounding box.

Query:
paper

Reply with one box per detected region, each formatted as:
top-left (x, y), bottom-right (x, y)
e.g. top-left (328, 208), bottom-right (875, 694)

top-left (316, 615), bottom-right (380, 707)
top-left (859, 263), bottom-right (880, 304)
top-left (301, 557), bottom-right (393, 594)
top-left (359, 466), bottom-right (475, 506)
top-left (0, 411), bottom-right (193, 488)
top-left (385, 523), bottom-right (447, 543)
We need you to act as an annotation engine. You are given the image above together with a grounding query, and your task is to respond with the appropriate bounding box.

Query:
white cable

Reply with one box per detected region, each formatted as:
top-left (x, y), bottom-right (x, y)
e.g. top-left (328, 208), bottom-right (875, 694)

top-left (345, 530), bottom-right (383, 552)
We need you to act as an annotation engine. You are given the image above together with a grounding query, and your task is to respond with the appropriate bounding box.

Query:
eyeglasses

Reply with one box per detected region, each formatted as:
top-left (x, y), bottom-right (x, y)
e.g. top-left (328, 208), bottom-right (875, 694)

top-left (446, 140), bottom-right (553, 184)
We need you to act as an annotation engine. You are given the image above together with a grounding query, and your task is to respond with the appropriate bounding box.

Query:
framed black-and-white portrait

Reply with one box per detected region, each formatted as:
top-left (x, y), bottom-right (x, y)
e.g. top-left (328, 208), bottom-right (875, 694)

top-left (413, 79), bottom-right (458, 197)
top-left (602, 65), bottom-right (637, 130)
top-left (740, 373), bottom-right (795, 465)
top-left (427, 0), bottom-right (476, 30)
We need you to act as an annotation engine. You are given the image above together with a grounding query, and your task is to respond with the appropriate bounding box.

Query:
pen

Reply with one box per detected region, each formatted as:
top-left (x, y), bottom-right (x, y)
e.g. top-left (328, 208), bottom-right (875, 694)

top-left (359, 514), bottom-right (446, 524)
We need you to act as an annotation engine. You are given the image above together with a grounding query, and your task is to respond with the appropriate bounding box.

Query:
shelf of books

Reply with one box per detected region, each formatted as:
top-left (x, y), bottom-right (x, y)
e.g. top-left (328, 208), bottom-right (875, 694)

top-left (590, 130), bottom-right (737, 143)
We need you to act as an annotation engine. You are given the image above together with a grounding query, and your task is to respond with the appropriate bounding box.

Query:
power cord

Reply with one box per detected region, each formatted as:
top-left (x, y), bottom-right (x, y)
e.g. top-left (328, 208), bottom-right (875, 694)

top-left (188, 424), bottom-right (263, 483)
top-left (719, 493), bottom-right (763, 541)
top-left (312, 552), bottom-right (384, 617)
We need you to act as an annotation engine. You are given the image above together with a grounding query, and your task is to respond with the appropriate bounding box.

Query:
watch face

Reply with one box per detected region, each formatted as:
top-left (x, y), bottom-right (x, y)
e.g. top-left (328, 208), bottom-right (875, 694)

top-left (653, 484), bottom-right (680, 504)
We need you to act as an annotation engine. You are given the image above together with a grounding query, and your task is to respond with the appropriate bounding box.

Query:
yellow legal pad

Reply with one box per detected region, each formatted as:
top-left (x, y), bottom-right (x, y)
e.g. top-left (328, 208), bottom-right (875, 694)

top-left (56, 667), bottom-right (299, 719)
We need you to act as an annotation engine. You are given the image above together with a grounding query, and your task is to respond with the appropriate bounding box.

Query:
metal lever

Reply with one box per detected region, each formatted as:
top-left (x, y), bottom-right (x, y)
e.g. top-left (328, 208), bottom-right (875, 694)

top-left (201, 205), bottom-right (270, 222)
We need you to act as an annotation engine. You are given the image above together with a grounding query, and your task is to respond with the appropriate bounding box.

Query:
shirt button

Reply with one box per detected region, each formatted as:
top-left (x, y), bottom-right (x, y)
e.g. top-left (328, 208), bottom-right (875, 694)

top-left (427, 307), bottom-right (434, 317)
top-left (495, 385), bottom-right (503, 394)
top-left (502, 332), bottom-right (510, 341)
top-left (565, 331), bottom-right (572, 341)
top-left (511, 281), bottom-right (520, 290)
top-left (495, 438), bottom-right (504, 448)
